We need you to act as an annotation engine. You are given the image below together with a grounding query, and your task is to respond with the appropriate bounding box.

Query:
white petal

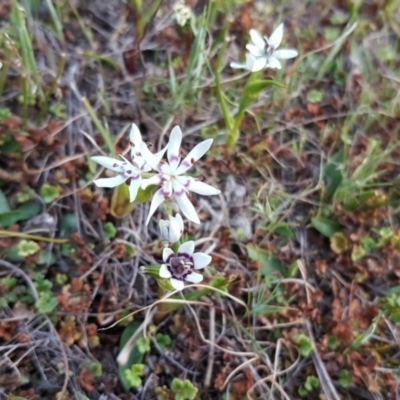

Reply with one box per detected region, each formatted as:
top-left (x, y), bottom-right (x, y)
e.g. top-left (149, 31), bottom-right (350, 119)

top-left (162, 247), bottom-right (174, 263)
top-left (192, 252), bottom-right (212, 269)
top-left (159, 264), bottom-right (172, 278)
top-left (185, 178), bottom-right (220, 196)
top-left (129, 176), bottom-right (142, 202)
top-left (145, 188), bottom-right (166, 225)
top-left (129, 124), bottom-right (142, 146)
top-left (266, 56), bottom-right (282, 69)
top-left (268, 23), bottom-right (284, 49)
top-left (91, 156), bottom-right (124, 172)
top-left (175, 139), bottom-right (213, 175)
top-left (249, 29), bottom-right (266, 49)
top-left (230, 61), bottom-right (248, 70)
top-left (246, 44), bottom-right (264, 57)
top-left (141, 174), bottom-right (162, 190)
top-left (273, 48), bottom-right (298, 59)
top-left (175, 213), bottom-right (184, 232)
top-left (140, 142), bottom-right (162, 172)
top-left (185, 272), bottom-right (203, 284)
top-left (169, 215), bottom-right (182, 243)
top-left (93, 175), bottom-right (126, 188)
top-left (178, 240), bottom-right (195, 257)
top-left (141, 163), bottom-right (152, 173)
top-left (170, 278), bottom-right (184, 291)
top-left (159, 220), bottom-right (169, 241)
top-left (174, 192), bottom-right (200, 224)
top-left (251, 56), bottom-right (268, 72)
top-left (167, 126), bottom-right (182, 171)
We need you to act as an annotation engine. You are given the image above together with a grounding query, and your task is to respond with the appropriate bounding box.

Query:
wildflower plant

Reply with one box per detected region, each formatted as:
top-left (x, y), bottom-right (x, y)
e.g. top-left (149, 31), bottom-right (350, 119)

top-left (91, 123), bottom-right (220, 292)
top-left (216, 23), bottom-right (298, 149)
top-left (90, 19), bottom-right (299, 389)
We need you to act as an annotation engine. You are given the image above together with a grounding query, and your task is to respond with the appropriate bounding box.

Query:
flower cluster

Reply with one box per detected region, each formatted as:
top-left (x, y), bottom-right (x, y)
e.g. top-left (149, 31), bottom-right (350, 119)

top-left (91, 124), bottom-right (218, 290)
top-left (92, 124), bottom-right (220, 225)
top-left (92, 23), bottom-right (299, 291)
top-left (230, 23), bottom-right (298, 72)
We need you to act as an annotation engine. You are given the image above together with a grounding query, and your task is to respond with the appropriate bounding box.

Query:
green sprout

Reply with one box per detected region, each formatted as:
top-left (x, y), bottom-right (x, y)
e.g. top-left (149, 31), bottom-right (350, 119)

top-left (125, 364), bottom-right (145, 389)
top-left (40, 183), bottom-right (61, 204)
top-left (295, 333), bottom-right (313, 357)
top-left (170, 378), bottom-right (198, 400)
top-left (17, 239), bottom-right (40, 257)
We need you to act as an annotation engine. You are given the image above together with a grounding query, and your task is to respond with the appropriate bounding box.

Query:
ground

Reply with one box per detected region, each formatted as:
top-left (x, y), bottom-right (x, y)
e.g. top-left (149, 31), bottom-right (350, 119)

top-left (0, 0), bottom-right (400, 399)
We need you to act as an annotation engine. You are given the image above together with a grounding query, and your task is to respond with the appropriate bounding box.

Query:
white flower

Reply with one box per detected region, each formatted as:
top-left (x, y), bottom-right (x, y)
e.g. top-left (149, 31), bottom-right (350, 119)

top-left (91, 154), bottom-right (143, 202)
top-left (230, 23), bottom-right (298, 72)
top-left (173, 0), bottom-right (192, 27)
top-left (159, 240), bottom-right (211, 290)
top-left (140, 126), bottom-right (221, 225)
top-left (159, 213), bottom-right (184, 244)
top-left (230, 52), bottom-right (259, 72)
top-left (91, 123), bottom-right (166, 203)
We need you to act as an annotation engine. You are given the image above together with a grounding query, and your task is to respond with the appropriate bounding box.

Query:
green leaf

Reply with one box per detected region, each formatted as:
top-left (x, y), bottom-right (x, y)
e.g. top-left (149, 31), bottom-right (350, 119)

top-left (171, 378), bottom-right (198, 400)
top-left (35, 291), bottom-right (58, 313)
top-left (343, 190), bottom-right (376, 211)
top-left (110, 183), bottom-right (135, 218)
top-left (251, 304), bottom-right (288, 316)
top-left (103, 222), bottom-right (117, 240)
top-left (134, 185), bottom-right (155, 203)
top-left (0, 202), bottom-right (41, 228)
top-left (60, 213), bottom-right (78, 237)
top-left (338, 369), bottom-right (352, 388)
top-left (246, 244), bottom-right (286, 277)
top-left (295, 333), bottom-right (313, 357)
top-left (307, 89), bottom-right (323, 103)
top-left (236, 79), bottom-right (285, 118)
top-left (37, 249), bottom-right (56, 265)
top-left (155, 333), bottom-right (172, 350)
top-left (17, 239), bottom-right (40, 257)
top-left (311, 216), bottom-right (342, 238)
top-left (125, 363), bottom-right (145, 389)
top-left (1, 277), bottom-right (17, 291)
top-left (39, 184), bottom-right (61, 204)
top-left (0, 190), bottom-right (10, 213)
top-left (352, 312), bottom-right (382, 348)
top-left (136, 336), bottom-right (151, 354)
top-left (118, 321), bottom-right (144, 391)
top-left (322, 149), bottom-right (345, 201)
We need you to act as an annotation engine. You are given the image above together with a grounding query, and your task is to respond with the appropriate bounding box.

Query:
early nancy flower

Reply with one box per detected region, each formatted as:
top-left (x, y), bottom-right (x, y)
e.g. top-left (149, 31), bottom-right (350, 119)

top-left (159, 240), bottom-right (211, 291)
top-left (92, 123), bottom-right (166, 203)
top-left (159, 213), bottom-right (184, 245)
top-left (91, 154), bottom-right (143, 203)
top-left (129, 123), bottom-right (167, 172)
top-left (140, 126), bottom-right (221, 225)
top-left (231, 23), bottom-right (298, 72)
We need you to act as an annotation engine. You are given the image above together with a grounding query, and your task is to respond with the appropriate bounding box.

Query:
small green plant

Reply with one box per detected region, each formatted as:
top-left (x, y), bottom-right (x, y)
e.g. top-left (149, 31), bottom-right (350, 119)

top-left (307, 89), bottom-right (323, 103)
top-left (40, 183), bottom-right (61, 203)
top-left (82, 361), bottom-right (103, 378)
top-left (33, 273), bottom-right (58, 314)
top-left (125, 363), bottom-right (145, 389)
top-left (298, 375), bottom-right (320, 397)
top-left (155, 333), bottom-right (172, 350)
top-left (17, 239), bottom-right (41, 257)
top-left (380, 291), bottom-right (400, 323)
top-left (338, 369), bottom-right (352, 388)
top-left (103, 221), bottom-right (117, 240)
top-left (137, 336), bottom-right (151, 354)
top-left (295, 333), bottom-right (313, 357)
top-left (171, 378), bottom-right (198, 400)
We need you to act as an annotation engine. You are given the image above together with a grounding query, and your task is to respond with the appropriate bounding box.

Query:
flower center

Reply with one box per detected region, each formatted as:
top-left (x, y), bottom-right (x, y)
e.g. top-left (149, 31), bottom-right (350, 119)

top-left (263, 38), bottom-right (275, 55)
top-left (169, 256), bottom-right (193, 277)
